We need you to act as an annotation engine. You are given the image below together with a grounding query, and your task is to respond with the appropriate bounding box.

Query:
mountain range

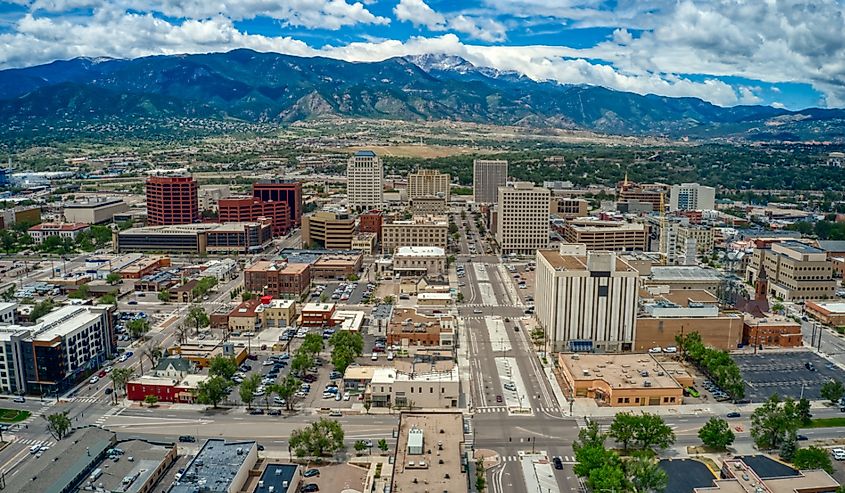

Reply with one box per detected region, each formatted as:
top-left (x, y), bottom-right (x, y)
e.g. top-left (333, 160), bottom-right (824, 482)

top-left (2, 49), bottom-right (845, 140)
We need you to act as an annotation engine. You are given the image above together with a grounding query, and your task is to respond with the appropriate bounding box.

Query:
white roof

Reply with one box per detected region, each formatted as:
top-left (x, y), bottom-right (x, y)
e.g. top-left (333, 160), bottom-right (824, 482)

top-left (396, 246), bottom-right (446, 257)
top-left (418, 292), bottom-right (452, 300)
top-left (0, 305), bottom-right (103, 342)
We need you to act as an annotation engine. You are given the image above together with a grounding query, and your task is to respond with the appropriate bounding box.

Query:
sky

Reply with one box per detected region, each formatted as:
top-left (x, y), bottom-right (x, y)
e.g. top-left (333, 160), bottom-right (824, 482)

top-left (0, 0), bottom-right (843, 110)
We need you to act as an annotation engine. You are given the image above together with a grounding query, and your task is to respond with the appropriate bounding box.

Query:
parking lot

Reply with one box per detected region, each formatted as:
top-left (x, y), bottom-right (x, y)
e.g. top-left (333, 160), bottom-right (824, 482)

top-left (733, 351), bottom-right (845, 401)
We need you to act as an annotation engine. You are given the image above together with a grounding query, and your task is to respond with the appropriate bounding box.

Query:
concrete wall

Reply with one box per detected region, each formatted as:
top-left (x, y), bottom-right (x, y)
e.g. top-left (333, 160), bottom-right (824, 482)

top-left (634, 316), bottom-right (743, 351)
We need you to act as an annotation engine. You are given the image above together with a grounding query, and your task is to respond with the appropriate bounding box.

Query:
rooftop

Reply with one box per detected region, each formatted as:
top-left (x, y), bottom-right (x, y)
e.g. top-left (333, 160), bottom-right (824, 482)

top-left (354, 150), bottom-right (377, 157)
top-left (170, 439), bottom-right (256, 493)
top-left (253, 464), bottom-right (298, 493)
top-left (80, 438), bottom-right (174, 493)
top-left (817, 240), bottom-right (845, 252)
top-left (649, 266), bottom-right (722, 282)
top-left (560, 353), bottom-right (686, 390)
top-left (64, 197), bottom-right (125, 209)
top-left (0, 305), bottom-right (105, 343)
top-left (389, 308), bottom-right (454, 336)
top-left (396, 246), bottom-right (446, 257)
top-left (29, 222), bottom-right (89, 232)
top-left (777, 240), bottom-right (825, 254)
top-left (391, 412), bottom-right (465, 493)
top-left (302, 302), bottom-right (335, 313)
top-left (807, 301), bottom-right (845, 314)
top-left (537, 249), bottom-right (637, 273)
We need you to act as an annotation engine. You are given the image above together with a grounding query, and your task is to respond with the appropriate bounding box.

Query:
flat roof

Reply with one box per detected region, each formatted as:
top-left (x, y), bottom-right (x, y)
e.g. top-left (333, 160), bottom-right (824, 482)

top-left (85, 438), bottom-right (174, 493)
top-left (253, 464), bottom-right (298, 493)
top-left (537, 249), bottom-right (637, 273)
top-left (64, 197), bottom-right (125, 208)
top-left (396, 246), bottom-right (446, 256)
top-left (302, 302), bottom-right (335, 312)
top-left (389, 308), bottom-right (453, 336)
top-left (392, 412), bottom-right (465, 492)
top-left (649, 266), bottom-right (722, 281)
top-left (560, 353), bottom-right (685, 390)
top-left (778, 240), bottom-right (825, 254)
top-left (807, 301), bottom-right (845, 314)
top-left (649, 289), bottom-right (719, 307)
top-left (170, 439), bottom-right (256, 493)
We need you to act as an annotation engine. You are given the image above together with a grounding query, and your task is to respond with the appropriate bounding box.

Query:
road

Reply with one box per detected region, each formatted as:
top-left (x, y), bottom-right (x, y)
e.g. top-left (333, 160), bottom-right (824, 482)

top-left (452, 213), bottom-right (579, 493)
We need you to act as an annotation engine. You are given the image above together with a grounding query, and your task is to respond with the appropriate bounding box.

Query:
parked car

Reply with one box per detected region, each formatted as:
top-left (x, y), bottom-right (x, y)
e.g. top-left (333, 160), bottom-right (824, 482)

top-left (303, 468), bottom-right (320, 478)
top-left (178, 435), bottom-right (196, 443)
top-left (552, 456), bottom-right (563, 470)
top-left (301, 483), bottom-right (320, 492)
top-left (726, 412), bottom-right (741, 418)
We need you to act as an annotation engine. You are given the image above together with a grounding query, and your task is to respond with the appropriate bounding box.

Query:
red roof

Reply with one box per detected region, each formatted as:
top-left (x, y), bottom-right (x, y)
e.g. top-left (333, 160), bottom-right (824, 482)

top-left (28, 222), bottom-right (89, 232)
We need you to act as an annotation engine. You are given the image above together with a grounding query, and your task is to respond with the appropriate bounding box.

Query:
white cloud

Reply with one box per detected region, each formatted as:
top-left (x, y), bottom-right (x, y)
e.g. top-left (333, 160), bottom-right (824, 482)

top-left (394, 0), bottom-right (446, 30)
top-left (447, 14), bottom-right (506, 43)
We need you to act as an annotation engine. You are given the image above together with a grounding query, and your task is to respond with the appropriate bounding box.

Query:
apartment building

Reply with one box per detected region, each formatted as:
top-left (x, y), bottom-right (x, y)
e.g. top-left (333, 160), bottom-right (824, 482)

top-left (562, 219), bottom-right (648, 252)
top-left (747, 240), bottom-right (836, 301)
top-left (347, 150), bottom-right (383, 209)
top-left (244, 260), bottom-right (311, 298)
top-left (677, 225), bottom-right (715, 256)
top-left (302, 209), bottom-right (355, 250)
top-left (0, 304), bottom-right (116, 395)
top-left (407, 169), bottom-right (450, 201)
top-left (550, 197), bottom-right (589, 219)
top-left (669, 183), bottom-right (716, 211)
top-left (145, 176), bottom-right (199, 225)
top-left (473, 159), bottom-right (508, 204)
top-left (535, 244), bottom-right (638, 352)
top-left (496, 182), bottom-right (550, 256)
top-left (381, 215), bottom-right (448, 254)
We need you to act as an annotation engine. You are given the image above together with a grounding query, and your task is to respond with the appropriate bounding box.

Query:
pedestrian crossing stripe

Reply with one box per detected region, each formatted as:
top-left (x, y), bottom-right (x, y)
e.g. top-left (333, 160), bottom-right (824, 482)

top-left (15, 438), bottom-right (56, 447)
top-left (501, 455), bottom-right (575, 463)
top-left (475, 406), bottom-right (560, 414)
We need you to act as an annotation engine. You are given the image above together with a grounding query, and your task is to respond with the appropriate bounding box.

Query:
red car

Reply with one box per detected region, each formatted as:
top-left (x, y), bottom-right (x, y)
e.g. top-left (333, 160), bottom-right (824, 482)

top-left (98, 370), bottom-right (107, 378)
top-left (496, 395), bottom-right (502, 403)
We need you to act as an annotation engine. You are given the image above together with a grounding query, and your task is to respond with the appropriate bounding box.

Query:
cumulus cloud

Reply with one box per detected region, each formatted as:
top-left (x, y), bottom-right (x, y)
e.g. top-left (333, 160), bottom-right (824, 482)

top-left (447, 14), bottom-right (507, 43)
top-left (394, 0), bottom-right (446, 30)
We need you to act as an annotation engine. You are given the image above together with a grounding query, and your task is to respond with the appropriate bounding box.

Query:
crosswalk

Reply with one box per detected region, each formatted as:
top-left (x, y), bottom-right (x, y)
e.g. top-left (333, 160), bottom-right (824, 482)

top-left (15, 437), bottom-right (56, 447)
top-left (475, 406), bottom-right (560, 414)
top-left (20, 401), bottom-right (58, 425)
top-left (73, 396), bottom-right (102, 404)
top-left (94, 405), bottom-right (124, 426)
top-left (501, 454), bottom-right (576, 463)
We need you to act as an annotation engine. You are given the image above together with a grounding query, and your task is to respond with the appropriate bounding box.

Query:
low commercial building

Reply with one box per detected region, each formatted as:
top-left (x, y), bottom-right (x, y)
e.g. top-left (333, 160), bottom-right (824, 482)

top-left (0, 204), bottom-right (41, 229)
top-left (171, 439), bottom-right (258, 493)
top-left (644, 265), bottom-right (722, 294)
top-left (635, 289), bottom-right (743, 351)
top-left (302, 209), bottom-right (355, 249)
top-left (311, 253), bottom-right (362, 279)
top-left (301, 303), bottom-right (336, 326)
top-left (381, 215), bottom-right (448, 254)
top-left (135, 269), bottom-right (179, 292)
top-left (169, 279), bottom-right (198, 303)
top-left (393, 246), bottom-right (447, 277)
top-left (352, 232), bottom-right (377, 254)
top-left (63, 197), bottom-right (129, 224)
top-left (562, 220), bottom-right (648, 252)
top-left (126, 374), bottom-right (207, 403)
top-left (256, 299), bottom-right (297, 329)
top-left (114, 221), bottom-right (273, 254)
top-left (0, 305), bottom-right (116, 395)
top-left (367, 364), bottom-right (460, 409)
top-left (244, 463), bottom-right (301, 493)
top-left (695, 457), bottom-right (840, 492)
top-left (806, 301), bottom-right (845, 327)
top-left (558, 353), bottom-right (688, 407)
top-left (244, 260), bottom-right (311, 298)
top-left (83, 437), bottom-right (177, 493)
top-left (391, 412), bottom-right (466, 492)
top-left (28, 222), bottom-right (90, 243)
top-left (332, 310), bottom-right (365, 332)
top-left (228, 299), bottom-right (264, 333)
top-left (119, 255), bottom-right (171, 279)
top-left (388, 308), bottom-right (455, 348)
top-left (417, 292), bottom-right (452, 306)
top-left (742, 315), bottom-right (803, 347)
top-left (167, 342), bottom-right (247, 368)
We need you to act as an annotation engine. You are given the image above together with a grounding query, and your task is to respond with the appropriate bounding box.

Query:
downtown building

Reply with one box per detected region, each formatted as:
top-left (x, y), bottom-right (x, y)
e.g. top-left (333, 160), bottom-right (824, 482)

top-left (747, 240), bottom-right (836, 301)
top-left (145, 176), bottom-right (199, 225)
top-left (473, 159), bottom-right (508, 204)
top-left (218, 196), bottom-right (291, 236)
top-left (114, 221), bottom-right (273, 255)
top-left (0, 304), bottom-right (116, 395)
top-left (381, 215), bottom-right (449, 254)
top-left (407, 169), bottom-right (450, 202)
top-left (495, 182), bottom-right (550, 256)
top-left (302, 209), bottom-right (356, 250)
top-left (535, 244), bottom-right (638, 353)
top-left (562, 219), bottom-right (648, 252)
top-left (252, 180), bottom-right (302, 227)
top-left (347, 150), bottom-right (384, 209)
top-left (669, 182), bottom-right (716, 211)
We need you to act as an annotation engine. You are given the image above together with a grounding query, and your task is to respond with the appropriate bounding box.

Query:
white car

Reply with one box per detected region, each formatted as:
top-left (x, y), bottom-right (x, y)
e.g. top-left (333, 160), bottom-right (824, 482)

top-left (335, 393), bottom-right (342, 401)
top-left (648, 347), bottom-right (663, 353)
top-left (833, 448), bottom-right (845, 460)
top-left (664, 346), bottom-right (678, 353)
top-left (89, 376), bottom-right (99, 384)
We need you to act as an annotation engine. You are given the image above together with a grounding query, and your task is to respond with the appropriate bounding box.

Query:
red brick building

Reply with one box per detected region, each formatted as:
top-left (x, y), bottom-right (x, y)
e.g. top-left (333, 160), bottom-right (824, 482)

top-left (742, 316), bottom-right (803, 348)
top-left (359, 210), bottom-right (383, 240)
top-left (252, 180), bottom-right (302, 227)
top-left (146, 176), bottom-right (199, 225)
top-left (301, 303), bottom-right (336, 326)
top-left (244, 260), bottom-right (311, 298)
top-left (126, 375), bottom-right (202, 403)
top-left (218, 197), bottom-right (291, 236)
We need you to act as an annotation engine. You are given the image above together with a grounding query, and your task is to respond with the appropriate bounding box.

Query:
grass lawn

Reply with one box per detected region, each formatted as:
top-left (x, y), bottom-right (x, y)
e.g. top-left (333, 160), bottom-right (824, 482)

top-left (0, 408), bottom-right (31, 423)
top-left (803, 417), bottom-right (845, 428)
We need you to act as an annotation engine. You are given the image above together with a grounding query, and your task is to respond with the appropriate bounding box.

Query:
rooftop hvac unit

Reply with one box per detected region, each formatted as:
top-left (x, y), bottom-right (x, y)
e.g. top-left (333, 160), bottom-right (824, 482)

top-left (643, 380), bottom-right (652, 387)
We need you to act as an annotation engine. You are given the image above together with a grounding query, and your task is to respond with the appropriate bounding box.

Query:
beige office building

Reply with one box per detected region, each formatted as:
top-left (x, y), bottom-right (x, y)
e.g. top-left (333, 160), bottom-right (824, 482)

top-left (302, 209), bottom-right (355, 250)
top-left (669, 182), bottom-right (715, 211)
top-left (63, 198), bottom-right (129, 224)
top-left (409, 196), bottom-right (448, 215)
top-left (393, 246), bottom-right (447, 276)
top-left (535, 244), bottom-right (639, 352)
top-left (496, 182), bottom-right (550, 256)
top-left (407, 169), bottom-right (450, 201)
top-left (747, 241), bottom-right (836, 301)
top-left (563, 220), bottom-right (648, 252)
top-left (677, 225), bottom-right (715, 256)
top-left (473, 159), bottom-right (508, 204)
top-left (347, 150), bottom-right (383, 209)
top-left (550, 197), bottom-right (589, 219)
top-left (382, 215), bottom-right (448, 254)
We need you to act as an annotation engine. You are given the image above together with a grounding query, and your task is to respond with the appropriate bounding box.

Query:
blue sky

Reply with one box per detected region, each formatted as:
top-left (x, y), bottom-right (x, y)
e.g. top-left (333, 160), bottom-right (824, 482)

top-left (0, 0), bottom-right (841, 109)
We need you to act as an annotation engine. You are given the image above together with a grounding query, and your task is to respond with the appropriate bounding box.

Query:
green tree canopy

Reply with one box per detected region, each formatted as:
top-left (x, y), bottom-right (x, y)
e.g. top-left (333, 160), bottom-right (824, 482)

top-left (289, 418), bottom-right (345, 459)
top-left (821, 379), bottom-right (845, 405)
top-left (45, 412), bottom-right (72, 440)
top-left (751, 394), bottom-right (801, 450)
top-left (186, 305), bottom-right (210, 335)
top-left (793, 446), bottom-right (834, 474)
top-left (195, 375), bottom-right (229, 408)
top-left (698, 417), bottom-right (735, 450)
top-left (208, 355), bottom-right (237, 380)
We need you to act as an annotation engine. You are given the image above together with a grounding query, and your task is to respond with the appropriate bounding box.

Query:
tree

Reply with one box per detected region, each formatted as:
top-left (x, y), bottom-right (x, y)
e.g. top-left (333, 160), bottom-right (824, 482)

top-left (98, 293), bottom-right (117, 305)
top-left (301, 333), bottom-right (324, 356)
top-left (797, 398), bottom-right (812, 426)
top-left (68, 283), bottom-right (90, 299)
top-left (109, 367), bottom-right (135, 396)
top-left (289, 418), bottom-right (345, 458)
top-left (240, 374), bottom-right (261, 409)
top-left (456, 292), bottom-right (464, 303)
top-left (609, 412), bottom-right (638, 452)
top-left (346, 273), bottom-right (359, 282)
top-left (106, 272), bottom-right (122, 285)
top-left (191, 276), bottom-right (218, 299)
top-left (378, 438), bottom-right (389, 454)
top-left (142, 344), bottom-right (163, 369)
top-left (195, 375), bottom-right (229, 408)
top-left (793, 446), bottom-right (834, 474)
top-left (633, 413), bottom-right (675, 451)
top-left (475, 458), bottom-right (486, 493)
top-left (158, 290), bottom-right (171, 303)
top-left (383, 295), bottom-right (395, 304)
top-left (574, 445), bottom-right (619, 479)
top-left (144, 394), bottom-right (159, 407)
top-left (186, 305), bottom-right (210, 335)
top-left (589, 463), bottom-right (627, 492)
top-left (30, 299), bottom-right (55, 321)
top-left (626, 456), bottom-right (669, 493)
top-left (363, 401), bottom-right (371, 414)
top-left (272, 375), bottom-right (301, 411)
top-left (821, 379), bottom-right (845, 405)
top-left (698, 417), bottom-right (735, 450)
top-left (751, 394), bottom-right (801, 450)
top-left (574, 418), bottom-right (606, 451)
top-left (330, 331), bottom-right (364, 373)
top-left (127, 318), bottom-right (151, 339)
top-left (291, 351), bottom-right (314, 377)
top-left (780, 433), bottom-right (798, 462)
top-left (208, 355), bottom-right (237, 380)
top-left (45, 412), bottom-right (72, 440)
top-left (354, 440), bottom-right (368, 455)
